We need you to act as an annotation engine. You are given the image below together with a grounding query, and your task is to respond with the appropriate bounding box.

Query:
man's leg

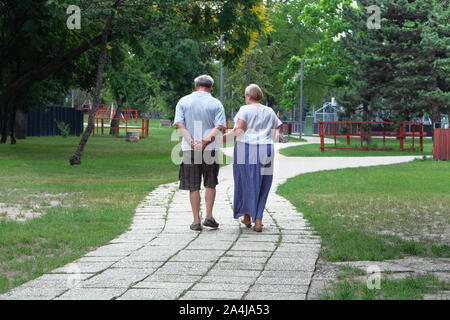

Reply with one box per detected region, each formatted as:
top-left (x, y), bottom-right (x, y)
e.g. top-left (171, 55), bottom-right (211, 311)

top-left (190, 190), bottom-right (201, 222)
top-left (205, 187), bottom-right (216, 218)
top-left (203, 187), bottom-right (219, 228)
top-left (202, 151), bottom-right (220, 228)
top-left (180, 151), bottom-right (203, 230)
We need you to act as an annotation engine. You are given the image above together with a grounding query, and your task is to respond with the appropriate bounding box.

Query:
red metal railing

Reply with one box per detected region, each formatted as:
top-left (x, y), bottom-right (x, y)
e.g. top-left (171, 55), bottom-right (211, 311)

top-left (226, 119), bottom-right (235, 134)
top-left (320, 121), bottom-right (425, 152)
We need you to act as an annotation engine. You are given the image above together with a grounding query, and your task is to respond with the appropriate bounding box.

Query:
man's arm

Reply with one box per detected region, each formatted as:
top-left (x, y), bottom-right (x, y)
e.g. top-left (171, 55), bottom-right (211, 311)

top-left (198, 104), bottom-right (226, 150)
top-left (175, 122), bottom-right (195, 149)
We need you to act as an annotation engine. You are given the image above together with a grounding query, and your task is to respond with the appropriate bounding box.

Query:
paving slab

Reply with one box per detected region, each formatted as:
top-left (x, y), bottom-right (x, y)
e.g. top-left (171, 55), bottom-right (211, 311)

top-left (249, 284), bottom-right (309, 294)
top-left (55, 288), bottom-right (126, 300)
top-left (50, 262), bottom-right (114, 274)
top-left (136, 274), bottom-right (201, 285)
top-left (117, 289), bottom-right (184, 300)
top-left (201, 276), bottom-right (257, 285)
top-left (244, 292), bottom-right (307, 300)
top-left (180, 290), bottom-right (245, 300)
top-left (193, 283), bottom-right (251, 292)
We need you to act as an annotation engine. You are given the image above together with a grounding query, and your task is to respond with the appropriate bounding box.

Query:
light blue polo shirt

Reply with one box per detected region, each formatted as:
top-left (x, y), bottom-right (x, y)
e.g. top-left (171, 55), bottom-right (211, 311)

top-left (174, 91), bottom-right (226, 151)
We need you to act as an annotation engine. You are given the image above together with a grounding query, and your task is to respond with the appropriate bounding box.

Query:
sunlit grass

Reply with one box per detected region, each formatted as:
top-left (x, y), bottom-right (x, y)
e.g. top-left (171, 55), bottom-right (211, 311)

top-left (0, 122), bottom-right (179, 293)
top-left (278, 159), bottom-right (450, 262)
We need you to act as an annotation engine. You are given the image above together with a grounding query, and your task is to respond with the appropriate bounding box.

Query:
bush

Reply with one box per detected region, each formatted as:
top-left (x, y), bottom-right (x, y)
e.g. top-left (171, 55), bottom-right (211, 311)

top-left (56, 121), bottom-right (70, 138)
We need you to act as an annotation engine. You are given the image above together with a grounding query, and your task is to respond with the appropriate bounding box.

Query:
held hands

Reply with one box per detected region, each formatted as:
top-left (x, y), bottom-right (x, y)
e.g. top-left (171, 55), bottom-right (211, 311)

top-left (190, 136), bottom-right (215, 151)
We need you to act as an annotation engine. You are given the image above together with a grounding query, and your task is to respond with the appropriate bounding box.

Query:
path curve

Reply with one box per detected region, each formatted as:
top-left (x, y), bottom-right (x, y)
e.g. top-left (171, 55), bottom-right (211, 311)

top-left (0, 137), bottom-right (424, 300)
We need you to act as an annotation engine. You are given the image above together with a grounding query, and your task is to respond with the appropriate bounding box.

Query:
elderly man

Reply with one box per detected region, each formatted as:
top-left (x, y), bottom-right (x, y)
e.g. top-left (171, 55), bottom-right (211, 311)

top-left (174, 75), bottom-right (226, 231)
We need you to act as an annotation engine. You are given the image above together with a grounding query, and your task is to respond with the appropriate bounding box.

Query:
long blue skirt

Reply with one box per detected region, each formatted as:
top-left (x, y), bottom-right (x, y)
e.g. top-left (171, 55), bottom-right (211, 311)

top-left (233, 142), bottom-right (274, 223)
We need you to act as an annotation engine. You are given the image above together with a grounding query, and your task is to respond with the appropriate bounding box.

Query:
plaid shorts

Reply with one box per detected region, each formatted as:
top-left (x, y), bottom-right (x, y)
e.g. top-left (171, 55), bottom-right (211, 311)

top-left (179, 150), bottom-right (220, 191)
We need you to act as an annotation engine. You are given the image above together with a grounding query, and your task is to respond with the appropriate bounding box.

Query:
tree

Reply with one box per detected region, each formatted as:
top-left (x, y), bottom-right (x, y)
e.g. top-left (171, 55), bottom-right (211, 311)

top-left (276, 0), bottom-right (347, 119)
top-left (221, 0), bottom-right (329, 117)
top-left (298, 0), bottom-right (449, 137)
top-left (68, 0), bottom-right (268, 165)
top-left (69, 1), bottom-right (118, 166)
top-left (382, 0), bottom-right (449, 129)
top-left (0, 0), bottom-right (109, 143)
top-left (0, 0), bottom-right (267, 148)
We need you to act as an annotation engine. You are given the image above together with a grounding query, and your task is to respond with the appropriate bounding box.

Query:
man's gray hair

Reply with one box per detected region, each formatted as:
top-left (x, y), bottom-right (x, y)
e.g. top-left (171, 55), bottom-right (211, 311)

top-left (194, 75), bottom-right (214, 88)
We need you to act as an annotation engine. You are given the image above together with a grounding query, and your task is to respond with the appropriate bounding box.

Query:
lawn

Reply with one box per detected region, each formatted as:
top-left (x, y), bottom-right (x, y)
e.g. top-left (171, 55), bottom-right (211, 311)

top-left (278, 158), bottom-right (450, 299)
top-left (321, 273), bottom-right (449, 300)
top-left (280, 136), bottom-right (434, 157)
top-left (0, 121), bottom-right (182, 294)
top-left (277, 159), bottom-right (450, 262)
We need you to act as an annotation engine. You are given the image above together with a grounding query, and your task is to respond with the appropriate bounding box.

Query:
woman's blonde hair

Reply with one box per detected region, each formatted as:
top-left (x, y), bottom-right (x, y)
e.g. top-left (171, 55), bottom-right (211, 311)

top-left (245, 84), bottom-right (264, 102)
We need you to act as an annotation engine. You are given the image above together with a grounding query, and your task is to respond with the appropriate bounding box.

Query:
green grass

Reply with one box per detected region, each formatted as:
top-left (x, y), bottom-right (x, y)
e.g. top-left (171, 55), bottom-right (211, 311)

top-left (0, 121), bottom-right (182, 294)
top-left (280, 137), bottom-right (434, 157)
top-left (321, 274), bottom-right (449, 300)
top-left (336, 265), bottom-right (367, 281)
top-left (277, 159), bottom-right (450, 262)
top-left (282, 135), bottom-right (308, 143)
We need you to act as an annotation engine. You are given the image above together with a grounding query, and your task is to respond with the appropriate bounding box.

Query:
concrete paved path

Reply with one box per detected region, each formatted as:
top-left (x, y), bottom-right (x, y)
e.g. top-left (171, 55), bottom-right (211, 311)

top-left (0, 138), bottom-right (424, 300)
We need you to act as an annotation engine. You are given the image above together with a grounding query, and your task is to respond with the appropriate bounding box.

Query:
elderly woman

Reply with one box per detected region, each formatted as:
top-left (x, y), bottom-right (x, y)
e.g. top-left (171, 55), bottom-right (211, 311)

top-left (223, 84), bottom-right (282, 232)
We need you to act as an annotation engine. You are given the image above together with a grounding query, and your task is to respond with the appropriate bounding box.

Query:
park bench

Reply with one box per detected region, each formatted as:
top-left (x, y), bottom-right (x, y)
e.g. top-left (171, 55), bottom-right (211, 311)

top-left (160, 120), bottom-right (172, 127)
top-left (405, 131), bottom-right (427, 137)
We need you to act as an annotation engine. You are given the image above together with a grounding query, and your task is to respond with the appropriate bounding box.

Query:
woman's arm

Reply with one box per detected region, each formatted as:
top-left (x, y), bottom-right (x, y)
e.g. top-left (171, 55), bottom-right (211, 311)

top-left (199, 125), bottom-right (226, 150)
top-left (222, 119), bottom-right (247, 144)
top-left (271, 127), bottom-right (281, 142)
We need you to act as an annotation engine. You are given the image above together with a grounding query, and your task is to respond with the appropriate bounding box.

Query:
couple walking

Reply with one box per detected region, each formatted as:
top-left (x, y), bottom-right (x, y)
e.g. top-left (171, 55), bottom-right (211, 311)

top-left (174, 75), bottom-right (282, 233)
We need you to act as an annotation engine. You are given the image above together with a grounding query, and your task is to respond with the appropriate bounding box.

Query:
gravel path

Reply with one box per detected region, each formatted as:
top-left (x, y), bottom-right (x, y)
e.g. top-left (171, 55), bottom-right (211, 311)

top-left (0, 137), bottom-right (424, 300)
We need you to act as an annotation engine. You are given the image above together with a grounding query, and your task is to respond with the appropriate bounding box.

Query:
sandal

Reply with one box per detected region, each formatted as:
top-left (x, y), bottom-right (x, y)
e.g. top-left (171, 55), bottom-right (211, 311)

top-left (240, 218), bottom-right (252, 228)
top-left (253, 225), bottom-right (263, 233)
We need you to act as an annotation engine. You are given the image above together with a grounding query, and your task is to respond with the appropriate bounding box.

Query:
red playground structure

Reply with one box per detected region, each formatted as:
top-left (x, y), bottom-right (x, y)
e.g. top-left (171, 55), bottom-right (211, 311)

top-left (91, 106), bottom-right (149, 138)
top-left (320, 121), bottom-right (426, 152)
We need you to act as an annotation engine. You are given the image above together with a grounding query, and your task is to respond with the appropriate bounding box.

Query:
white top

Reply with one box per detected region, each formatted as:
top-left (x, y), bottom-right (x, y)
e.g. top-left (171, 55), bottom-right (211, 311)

top-left (174, 91), bottom-right (226, 151)
top-left (234, 104), bottom-right (283, 145)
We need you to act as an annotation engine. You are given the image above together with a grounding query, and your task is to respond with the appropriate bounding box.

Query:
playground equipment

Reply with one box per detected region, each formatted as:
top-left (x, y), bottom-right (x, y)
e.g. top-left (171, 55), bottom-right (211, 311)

top-left (320, 121), bottom-right (426, 152)
top-left (91, 105), bottom-right (149, 138)
top-left (92, 117), bottom-right (149, 138)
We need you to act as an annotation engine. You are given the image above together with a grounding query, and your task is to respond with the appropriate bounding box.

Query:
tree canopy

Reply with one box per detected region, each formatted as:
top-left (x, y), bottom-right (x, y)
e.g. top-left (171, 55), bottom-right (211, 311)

top-left (1, 0), bottom-right (448, 150)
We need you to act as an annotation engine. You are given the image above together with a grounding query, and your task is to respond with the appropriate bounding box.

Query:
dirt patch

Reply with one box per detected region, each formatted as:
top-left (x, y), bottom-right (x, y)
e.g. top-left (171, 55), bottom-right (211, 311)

top-left (0, 203), bottom-right (42, 222)
top-left (307, 256), bottom-right (450, 300)
top-left (0, 191), bottom-right (84, 222)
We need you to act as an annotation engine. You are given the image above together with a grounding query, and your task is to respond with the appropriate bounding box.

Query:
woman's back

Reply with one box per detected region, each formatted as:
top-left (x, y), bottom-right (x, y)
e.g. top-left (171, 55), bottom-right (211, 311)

top-left (234, 104), bottom-right (282, 145)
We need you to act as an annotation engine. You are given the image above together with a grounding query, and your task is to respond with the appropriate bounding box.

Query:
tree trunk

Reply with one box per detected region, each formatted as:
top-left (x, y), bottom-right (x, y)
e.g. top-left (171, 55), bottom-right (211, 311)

top-left (362, 104), bottom-right (371, 145)
top-left (110, 89), bottom-right (124, 136)
top-left (69, 13), bottom-right (115, 166)
top-left (432, 105), bottom-right (441, 141)
top-left (0, 103), bottom-right (8, 144)
top-left (246, 57), bottom-right (253, 86)
top-left (9, 104), bottom-right (16, 144)
top-left (15, 106), bottom-right (28, 139)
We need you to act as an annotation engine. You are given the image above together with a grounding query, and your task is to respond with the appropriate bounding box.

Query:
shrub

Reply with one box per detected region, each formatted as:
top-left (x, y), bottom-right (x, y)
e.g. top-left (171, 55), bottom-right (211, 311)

top-left (56, 121), bottom-right (70, 138)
